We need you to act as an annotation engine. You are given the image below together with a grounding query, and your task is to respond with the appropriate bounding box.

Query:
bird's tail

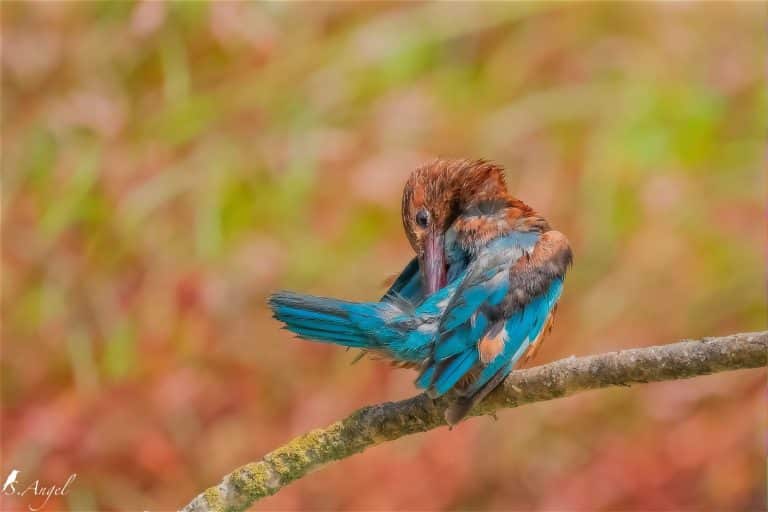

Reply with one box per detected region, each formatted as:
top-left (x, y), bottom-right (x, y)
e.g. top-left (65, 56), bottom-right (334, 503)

top-left (268, 291), bottom-right (401, 352)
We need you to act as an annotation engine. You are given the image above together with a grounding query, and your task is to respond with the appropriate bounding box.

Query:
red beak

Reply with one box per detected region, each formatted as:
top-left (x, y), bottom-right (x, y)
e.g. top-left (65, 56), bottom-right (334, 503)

top-left (421, 231), bottom-right (447, 296)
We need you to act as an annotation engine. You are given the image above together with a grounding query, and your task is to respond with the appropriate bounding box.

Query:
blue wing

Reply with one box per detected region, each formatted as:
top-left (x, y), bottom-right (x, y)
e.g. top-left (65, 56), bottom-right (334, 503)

top-left (275, 251), bottom-right (470, 365)
top-left (381, 243), bottom-right (472, 306)
top-left (418, 230), bottom-right (572, 424)
top-left (381, 257), bottom-right (422, 303)
top-left (417, 234), bottom-right (538, 392)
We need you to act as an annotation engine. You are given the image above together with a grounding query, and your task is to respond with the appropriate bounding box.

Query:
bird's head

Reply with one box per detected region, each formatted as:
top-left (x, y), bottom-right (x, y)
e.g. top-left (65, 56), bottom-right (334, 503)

top-left (401, 159), bottom-right (508, 294)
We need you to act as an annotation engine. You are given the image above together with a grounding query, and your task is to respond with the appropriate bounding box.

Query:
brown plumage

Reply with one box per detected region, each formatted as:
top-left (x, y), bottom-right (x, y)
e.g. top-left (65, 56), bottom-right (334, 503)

top-left (401, 159), bottom-right (550, 254)
top-left (400, 158), bottom-right (510, 253)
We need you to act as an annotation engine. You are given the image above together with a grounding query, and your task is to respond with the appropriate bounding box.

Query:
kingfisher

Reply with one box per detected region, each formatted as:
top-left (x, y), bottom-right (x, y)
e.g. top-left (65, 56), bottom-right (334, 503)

top-left (269, 159), bottom-right (573, 424)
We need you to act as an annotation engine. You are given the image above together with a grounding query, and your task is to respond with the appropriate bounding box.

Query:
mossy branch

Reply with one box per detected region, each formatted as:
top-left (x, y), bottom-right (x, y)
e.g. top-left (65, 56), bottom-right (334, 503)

top-left (181, 330), bottom-right (767, 512)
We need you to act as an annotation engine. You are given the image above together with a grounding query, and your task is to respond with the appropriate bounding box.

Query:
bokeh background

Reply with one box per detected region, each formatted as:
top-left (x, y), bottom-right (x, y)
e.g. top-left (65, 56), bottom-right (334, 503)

top-left (2, 2), bottom-right (765, 511)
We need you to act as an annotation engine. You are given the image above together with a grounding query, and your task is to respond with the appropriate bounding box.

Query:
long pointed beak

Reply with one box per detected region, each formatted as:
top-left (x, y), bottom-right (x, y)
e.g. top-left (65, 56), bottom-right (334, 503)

top-left (421, 231), bottom-right (446, 296)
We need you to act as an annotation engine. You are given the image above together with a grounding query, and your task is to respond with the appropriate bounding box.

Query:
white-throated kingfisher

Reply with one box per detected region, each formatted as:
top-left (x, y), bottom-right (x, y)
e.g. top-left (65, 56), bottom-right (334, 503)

top-left (269, 159), bottom-right (573, 424)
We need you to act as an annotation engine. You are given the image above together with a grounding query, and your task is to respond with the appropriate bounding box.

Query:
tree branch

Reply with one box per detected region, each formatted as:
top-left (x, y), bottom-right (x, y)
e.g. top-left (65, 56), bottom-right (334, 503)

top-left (181, 330), bottom-right (767, 512)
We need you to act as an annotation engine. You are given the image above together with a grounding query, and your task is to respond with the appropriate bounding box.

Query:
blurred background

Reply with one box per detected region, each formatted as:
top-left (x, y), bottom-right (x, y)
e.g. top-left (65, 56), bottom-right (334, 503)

top-left (1, 2), bottom-right (765, 511)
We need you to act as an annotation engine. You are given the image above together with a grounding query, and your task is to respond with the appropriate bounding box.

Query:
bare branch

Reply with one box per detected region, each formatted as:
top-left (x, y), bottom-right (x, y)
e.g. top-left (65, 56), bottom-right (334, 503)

top-left (181, 330), bottom-right (767, 512)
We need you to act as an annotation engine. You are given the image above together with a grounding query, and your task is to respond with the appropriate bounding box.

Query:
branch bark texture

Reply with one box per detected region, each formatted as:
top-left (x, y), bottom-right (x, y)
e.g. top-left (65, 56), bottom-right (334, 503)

top-left (181, 330), bottom-right (767, 512)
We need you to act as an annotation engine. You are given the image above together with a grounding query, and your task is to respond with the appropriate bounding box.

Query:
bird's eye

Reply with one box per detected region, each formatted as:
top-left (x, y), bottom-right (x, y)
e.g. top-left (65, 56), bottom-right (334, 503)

top-left (415, 209), bottom-right (430, 228)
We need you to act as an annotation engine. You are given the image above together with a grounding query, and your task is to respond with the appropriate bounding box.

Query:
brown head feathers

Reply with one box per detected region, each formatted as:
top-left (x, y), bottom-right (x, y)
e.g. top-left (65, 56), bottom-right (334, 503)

top-left (401, 159), bottom-right (547, 253)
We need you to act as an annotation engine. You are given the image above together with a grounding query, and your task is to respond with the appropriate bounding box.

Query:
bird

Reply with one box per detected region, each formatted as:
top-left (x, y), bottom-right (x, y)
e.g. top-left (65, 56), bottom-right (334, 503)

top-left (2, 469), bottom-right (19, 493)
top-left (271, 159), bottom-right (504, 364)
top-left (381, 158), bottom-right (511, 303)
top-left (269, 159), bottom-right (573, 424)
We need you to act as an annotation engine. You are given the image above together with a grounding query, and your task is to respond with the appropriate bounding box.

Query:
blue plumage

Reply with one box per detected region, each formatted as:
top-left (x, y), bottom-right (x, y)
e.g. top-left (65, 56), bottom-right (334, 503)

top-left (463, 278), bottom-right (563, 398)
top-left (268, 159), bottom-right (574, 425)
top-left (270, 276), bottom-right (464, 363)
top-left (432, 349), bottom-right (478, 396)
top-left (269, 226), bottom-right (572, 425)
top-left (381, 257), bottom-right (422, 303)
top-left (269, 293), bottom-right (390, 349)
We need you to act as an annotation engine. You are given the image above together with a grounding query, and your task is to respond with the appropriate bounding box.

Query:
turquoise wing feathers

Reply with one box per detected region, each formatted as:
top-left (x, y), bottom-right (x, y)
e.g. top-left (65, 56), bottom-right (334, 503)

top-left (417, 231), bottom-right (572, 424)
